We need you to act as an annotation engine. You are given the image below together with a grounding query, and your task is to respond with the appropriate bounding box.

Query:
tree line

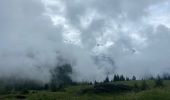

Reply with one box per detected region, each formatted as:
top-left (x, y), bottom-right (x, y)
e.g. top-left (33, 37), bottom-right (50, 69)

top-left (0, 63), bottom-right (169, 94)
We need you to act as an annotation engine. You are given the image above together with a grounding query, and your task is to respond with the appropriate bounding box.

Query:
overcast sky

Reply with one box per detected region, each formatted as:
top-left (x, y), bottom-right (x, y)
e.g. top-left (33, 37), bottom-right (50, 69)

top-left (0, 0), bottom-right (170, 82)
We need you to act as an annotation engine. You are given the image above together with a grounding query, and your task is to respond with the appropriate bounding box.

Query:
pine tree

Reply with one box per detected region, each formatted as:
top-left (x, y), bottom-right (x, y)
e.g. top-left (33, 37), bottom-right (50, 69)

top-left (116, 74), bottom-right (120, 81)
top-left (120, 75), bottom-right (125, 81)
top-left (132, 76), bottom-right (136, 80)
top-left (126, 77), bottom-right (130, 81)
top-left (104, 76), bottom-right (109, 83)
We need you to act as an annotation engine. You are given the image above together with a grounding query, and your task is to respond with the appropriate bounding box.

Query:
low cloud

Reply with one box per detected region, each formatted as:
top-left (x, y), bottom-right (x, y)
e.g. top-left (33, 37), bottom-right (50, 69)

top-left (0, 0), bottom-right (170, 82)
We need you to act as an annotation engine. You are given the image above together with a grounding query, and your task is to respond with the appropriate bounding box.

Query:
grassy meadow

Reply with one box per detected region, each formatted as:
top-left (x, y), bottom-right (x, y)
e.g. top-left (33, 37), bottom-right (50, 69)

top-left (1, 80), bottom-right (170, 100)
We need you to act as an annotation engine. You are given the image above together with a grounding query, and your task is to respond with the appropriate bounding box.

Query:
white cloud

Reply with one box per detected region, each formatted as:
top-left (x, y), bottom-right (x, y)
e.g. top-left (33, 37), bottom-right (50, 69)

top-left (0, 0), bottom-right (170, 82)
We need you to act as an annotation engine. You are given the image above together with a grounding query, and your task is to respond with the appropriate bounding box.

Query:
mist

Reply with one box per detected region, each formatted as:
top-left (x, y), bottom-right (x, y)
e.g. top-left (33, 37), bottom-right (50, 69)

top-left (0, 0), bottom-right (170, 83)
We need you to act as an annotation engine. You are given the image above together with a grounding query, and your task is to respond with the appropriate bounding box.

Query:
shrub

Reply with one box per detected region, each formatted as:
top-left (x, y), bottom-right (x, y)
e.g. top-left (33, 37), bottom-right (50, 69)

top-left (133, 83), bottom-right (139, 92)
top-left (140, 80), bottom-right (149, 90)
top-left (154, 75), bottom-right (164, 87)
top-left (93, 83), bottom-right (133, 93)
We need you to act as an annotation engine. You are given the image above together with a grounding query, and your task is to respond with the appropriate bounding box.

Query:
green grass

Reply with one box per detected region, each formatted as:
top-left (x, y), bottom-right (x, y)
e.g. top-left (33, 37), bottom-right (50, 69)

top-left (1, 80), bottom-right (170, 100)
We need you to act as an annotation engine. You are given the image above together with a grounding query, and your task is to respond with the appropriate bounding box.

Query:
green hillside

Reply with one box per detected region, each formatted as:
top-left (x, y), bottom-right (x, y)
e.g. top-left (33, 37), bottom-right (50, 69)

top-left (1, 80), bottom-right (170, 100)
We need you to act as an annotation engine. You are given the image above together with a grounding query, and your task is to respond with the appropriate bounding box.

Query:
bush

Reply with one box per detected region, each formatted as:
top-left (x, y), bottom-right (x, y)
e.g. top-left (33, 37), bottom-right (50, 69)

top-left (15, 95), bottom-right (27, 99)
top-left (50, 84), bottom-right (65, 92)
top-left (44, 84), bottom-right (49, 90)
top-left (140, 80), bottom-right (149, 90)
top-left (133, 83), bottom-right (139, 92)
top-left (154, 75), bottom-right (164, 87)
top-left (94, 83), bottom-right (133, 93)
top-left (20, 89), bottom-right (29, 94)
top-left (79, 83), bottom-right (133, 94)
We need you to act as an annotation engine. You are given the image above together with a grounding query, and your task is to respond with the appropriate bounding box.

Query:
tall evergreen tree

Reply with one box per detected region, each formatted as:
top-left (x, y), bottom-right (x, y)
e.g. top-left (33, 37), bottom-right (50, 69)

top-left (126, 77), bottom-right (130, 81)
top-left (104, 76), bottom-right (109, 83)
top-left (50, 64), bottom-right (73, 91)
top-left (120, 75), bottom-right (125, 81)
